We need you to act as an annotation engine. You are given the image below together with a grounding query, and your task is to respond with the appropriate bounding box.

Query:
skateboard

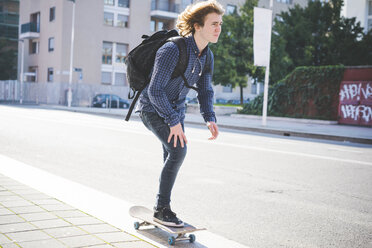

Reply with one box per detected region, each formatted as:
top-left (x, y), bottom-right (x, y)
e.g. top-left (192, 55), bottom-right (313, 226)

top-left (129, 205), bottom-right (206, 245)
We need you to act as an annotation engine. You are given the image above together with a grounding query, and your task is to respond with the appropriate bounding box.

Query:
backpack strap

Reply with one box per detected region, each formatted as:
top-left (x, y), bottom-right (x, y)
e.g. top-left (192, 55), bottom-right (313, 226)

top-left (169, 37), bottom-right (199, 91)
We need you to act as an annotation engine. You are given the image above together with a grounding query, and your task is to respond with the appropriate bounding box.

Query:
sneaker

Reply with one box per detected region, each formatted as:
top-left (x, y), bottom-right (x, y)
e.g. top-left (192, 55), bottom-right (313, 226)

top-left (153, 207), bottom-right (184, 227)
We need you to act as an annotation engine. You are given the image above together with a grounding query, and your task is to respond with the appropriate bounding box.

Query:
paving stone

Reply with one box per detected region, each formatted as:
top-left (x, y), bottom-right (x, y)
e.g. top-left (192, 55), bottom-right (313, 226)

top-left (18, 238), bottom-right (67, 248)
top-left (0, 214), bottom-right (25, 225)
top-left (112, 241), bottom-right (156, 248)
top-left (41, 204), bottom-right (76, 212)
top-left (78, 224), bottom-right (120, 234)
top-left (10, 205), bottom-right (45, 214)
top-left (43, 226), bottom-right (86, 238)
top-left (54, 210), bottom-right (89, 218)
top-left (64, 216), bottom-right (104, 226)
top-left (21, 194), bottom-right (53, 201)
top-left (1, 200), bottom-right (34, 208)
top-left (0, 222), bottom-right (36, 233)
top-left (6, 230), bottom-right (51, 243)
top-left (0, 195), bottom-right (24, 202)
top-left (31, 218), bottom-right (71, 229)
top-left (10, 189), bottom-right (42, 195)
top-left (0, 233), bottom-right (12, 244)
top-left (3, 184), bottom-right (30, 190)
top-left (31, 199), bottom-right (63, 205)
top-left (58, 234), bottom-right (105, 247)
top-left (19, 212), bottom-right (58, 222)
top-left (95, 232), bottom-right (138, 243)
top-left (0, 242), bottom-right (20, 248)
top-left (0, 207), bottom-right (12, 215)
top-left (0, 191), bottom-right (13, 196)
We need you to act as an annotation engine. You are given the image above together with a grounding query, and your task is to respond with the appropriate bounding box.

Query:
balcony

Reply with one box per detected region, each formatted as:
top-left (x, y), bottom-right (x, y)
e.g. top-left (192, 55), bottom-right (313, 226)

top-left (151, 0), bottom-right (179, 19)
top-left (20, 22), bottom-right (39, 39)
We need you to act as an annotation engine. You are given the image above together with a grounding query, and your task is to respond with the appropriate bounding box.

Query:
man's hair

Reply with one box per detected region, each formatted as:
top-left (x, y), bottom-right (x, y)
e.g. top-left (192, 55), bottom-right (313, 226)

top-left (176, 0), bottom-right (225, 37)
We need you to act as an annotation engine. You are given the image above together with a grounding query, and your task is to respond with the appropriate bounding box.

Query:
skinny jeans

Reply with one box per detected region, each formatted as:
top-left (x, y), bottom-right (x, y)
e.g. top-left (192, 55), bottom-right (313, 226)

top-left (140, 111), bottom-right (187, 208)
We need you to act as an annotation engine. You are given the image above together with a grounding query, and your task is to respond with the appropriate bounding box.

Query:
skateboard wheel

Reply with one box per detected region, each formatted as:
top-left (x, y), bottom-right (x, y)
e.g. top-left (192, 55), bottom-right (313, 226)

top-left (134, 222), bottom-right (140, 230)
top-left (168, 236), bottom-right (176, 245)
top-left (189, 234), bottom-right (196, 243)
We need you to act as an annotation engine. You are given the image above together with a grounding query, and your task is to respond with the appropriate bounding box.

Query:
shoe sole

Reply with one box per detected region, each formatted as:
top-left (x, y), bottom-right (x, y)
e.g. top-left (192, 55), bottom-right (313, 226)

top-left (153, 217), bottom-right (184, 228)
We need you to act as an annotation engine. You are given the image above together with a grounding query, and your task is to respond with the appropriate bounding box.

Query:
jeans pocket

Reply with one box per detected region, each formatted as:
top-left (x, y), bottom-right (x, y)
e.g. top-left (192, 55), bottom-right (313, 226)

top-left (143, 112), bottom-right (168, 134)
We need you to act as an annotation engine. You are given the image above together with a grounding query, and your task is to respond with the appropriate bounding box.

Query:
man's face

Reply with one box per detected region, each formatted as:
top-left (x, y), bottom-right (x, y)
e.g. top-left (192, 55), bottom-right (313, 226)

top-left (196, 12), bottom-right (223, 43)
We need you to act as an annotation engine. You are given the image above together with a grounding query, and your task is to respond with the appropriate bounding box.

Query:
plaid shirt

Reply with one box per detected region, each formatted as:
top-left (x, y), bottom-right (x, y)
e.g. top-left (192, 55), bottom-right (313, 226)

top-left (136, 35), bottom-right (216, 127)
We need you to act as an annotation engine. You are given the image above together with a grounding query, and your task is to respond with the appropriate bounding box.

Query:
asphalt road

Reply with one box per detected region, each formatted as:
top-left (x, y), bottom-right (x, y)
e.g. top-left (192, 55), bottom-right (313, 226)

top-left (1, 105), bottom-right (372, 248)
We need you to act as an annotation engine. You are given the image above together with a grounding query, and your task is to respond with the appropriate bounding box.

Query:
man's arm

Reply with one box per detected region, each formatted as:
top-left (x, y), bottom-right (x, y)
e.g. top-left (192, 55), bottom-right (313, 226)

top-left (197, 51), bottom-right (219, 139)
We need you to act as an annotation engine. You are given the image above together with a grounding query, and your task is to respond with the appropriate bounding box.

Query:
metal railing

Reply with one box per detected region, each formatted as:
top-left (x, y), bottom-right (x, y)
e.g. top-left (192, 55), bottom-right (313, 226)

top-left (21, 22), bottom-right (39, 33)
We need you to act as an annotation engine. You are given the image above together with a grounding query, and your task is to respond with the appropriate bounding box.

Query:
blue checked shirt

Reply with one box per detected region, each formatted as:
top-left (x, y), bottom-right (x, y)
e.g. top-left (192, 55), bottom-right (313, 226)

top-left (136, 35), bottom-right (216, 127)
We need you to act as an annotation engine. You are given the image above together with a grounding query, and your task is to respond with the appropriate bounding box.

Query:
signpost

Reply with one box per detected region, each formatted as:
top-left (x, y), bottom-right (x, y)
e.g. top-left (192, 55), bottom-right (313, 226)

top-left (253, 1), bottom-right (273, 126)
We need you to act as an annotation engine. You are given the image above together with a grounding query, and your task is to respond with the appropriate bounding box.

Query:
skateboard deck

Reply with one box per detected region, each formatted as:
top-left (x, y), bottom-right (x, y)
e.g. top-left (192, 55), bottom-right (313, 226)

top-left (129, 205), bottom-right (206, 245)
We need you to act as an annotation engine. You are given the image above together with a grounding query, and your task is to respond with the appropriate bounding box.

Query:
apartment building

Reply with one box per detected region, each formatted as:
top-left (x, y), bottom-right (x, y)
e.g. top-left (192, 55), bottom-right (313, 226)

top-left (0, 0), bottom-right (19, 41)
top-left (342, 0), bottom-right (372, 33)
top-left (17, 0), bottom-right (311, 85)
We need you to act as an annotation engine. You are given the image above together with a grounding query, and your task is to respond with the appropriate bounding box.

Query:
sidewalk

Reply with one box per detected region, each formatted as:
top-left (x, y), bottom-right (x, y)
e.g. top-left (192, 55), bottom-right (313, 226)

top-left (48, 105), bottom-right (372, 145)
top-left (0, 173), bottom-right (156, 248)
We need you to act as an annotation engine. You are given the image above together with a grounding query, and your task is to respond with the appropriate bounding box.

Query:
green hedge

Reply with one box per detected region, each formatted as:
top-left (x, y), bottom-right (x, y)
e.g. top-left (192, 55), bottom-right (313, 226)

top-left (239, 65), bottom-right (345, 120)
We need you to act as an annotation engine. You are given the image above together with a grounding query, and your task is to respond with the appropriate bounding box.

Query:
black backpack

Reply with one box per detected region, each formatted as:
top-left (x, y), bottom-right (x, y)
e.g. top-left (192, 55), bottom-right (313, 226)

top-left (125, 29), bottom-right (211, 121)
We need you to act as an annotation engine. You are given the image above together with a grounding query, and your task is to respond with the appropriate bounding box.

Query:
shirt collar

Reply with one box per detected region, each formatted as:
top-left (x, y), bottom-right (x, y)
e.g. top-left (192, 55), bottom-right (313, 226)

top-left (187, 35), bottom-right (209, 57)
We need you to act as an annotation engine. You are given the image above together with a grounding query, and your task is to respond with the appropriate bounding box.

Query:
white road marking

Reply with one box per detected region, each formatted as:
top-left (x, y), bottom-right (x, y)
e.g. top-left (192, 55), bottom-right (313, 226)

top-left (0, 154), bottom-right (248, 248)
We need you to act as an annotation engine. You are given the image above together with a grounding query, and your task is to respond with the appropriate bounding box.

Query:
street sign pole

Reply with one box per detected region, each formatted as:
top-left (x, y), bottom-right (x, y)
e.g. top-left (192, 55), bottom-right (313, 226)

top-left (67, 0), bottom-right (76, 107)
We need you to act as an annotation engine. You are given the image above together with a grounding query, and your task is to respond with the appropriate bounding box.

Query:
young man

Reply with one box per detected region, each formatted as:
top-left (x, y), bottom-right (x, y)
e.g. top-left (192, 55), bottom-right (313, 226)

top-left (136, 0), bottom-right (224, 227)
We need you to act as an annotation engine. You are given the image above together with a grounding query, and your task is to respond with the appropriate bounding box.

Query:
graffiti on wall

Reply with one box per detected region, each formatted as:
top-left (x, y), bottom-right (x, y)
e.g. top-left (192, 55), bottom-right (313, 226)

top-left (338, 82), bottom-right (372, 125)
top-left (339, 82), bottom-right (372, 101)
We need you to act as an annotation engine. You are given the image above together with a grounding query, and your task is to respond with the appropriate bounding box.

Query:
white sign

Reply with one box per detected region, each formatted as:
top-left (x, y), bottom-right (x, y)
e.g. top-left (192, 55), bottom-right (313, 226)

top-left (253, 7), bottom-right (273, 67)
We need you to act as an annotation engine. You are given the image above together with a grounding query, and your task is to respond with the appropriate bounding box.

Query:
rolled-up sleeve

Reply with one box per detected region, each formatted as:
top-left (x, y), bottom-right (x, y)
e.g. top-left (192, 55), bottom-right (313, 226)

top-left (197, 52), bottom-right (216, 123)
top-left (147, 42), bottom-right (180, 127)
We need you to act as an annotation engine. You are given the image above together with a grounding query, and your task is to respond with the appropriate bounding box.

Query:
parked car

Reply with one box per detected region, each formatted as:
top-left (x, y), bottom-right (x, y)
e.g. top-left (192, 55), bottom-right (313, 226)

top-left (186, 97), bottom-right (198, 104)
top-left (92, 94), bottom-right (129, 108)
top-left (227, 99), bottom-right (241, 105)
top-left (215, 98), bottom-right (228, 104)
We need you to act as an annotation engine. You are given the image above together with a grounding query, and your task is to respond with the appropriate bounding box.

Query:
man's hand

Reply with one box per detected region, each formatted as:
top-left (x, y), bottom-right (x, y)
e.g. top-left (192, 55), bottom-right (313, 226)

top-left (168, 123), bottom-right (187, 148)
top-left (207, 121), bottom-right (219, 140)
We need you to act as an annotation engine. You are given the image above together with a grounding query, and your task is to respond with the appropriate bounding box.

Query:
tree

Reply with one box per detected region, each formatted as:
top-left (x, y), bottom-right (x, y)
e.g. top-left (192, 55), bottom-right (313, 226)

top-left (210, 0), bottom-right (264, 105)
top-left (270, 0), bottom-right (372, 84)
top-left (0, 39), bottom-right (17, 80)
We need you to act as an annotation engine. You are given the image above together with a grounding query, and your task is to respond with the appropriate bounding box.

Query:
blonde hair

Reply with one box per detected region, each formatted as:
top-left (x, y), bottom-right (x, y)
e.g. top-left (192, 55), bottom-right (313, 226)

top-left (176, 0), bottom-right (225, 37)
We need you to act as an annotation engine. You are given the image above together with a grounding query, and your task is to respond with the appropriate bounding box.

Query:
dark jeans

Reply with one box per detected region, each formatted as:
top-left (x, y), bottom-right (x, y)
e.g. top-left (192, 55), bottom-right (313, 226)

top-left (140, 111), bottom-right (187, 208)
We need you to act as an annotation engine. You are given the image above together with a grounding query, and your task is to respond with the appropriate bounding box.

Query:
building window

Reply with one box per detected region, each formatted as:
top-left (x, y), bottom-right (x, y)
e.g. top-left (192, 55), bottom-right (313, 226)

top-left (47, 68), bottom-right (54, 82)
top-left (104, 12), bottom-right (114, 26)
top-left (29, 40), bottom-right (39, 54)
top-left (48, 38), bottom-right (54, 52)
top-left (102, 42), bottom-right (113, 64)
top-left (116, 43), bottom-right (128, 63)
top-left (223, 84), bottom-right (233, 93)
top-left (49, 7), bottom-right (55, 22)
top-left (115, 72), bottom-right (127, 86)
top-left (226, 4), bottom-right (236, 15)
top-left (102, 71), bottom-right (112, 84)
top-left (117, 14), bottom-right (129, 27)
top-left (181, 0), bottom-right (193, 10)
top-left (118, 0), bottom-right (129, 8)
top-left (104, 0), bottom-right (114, 6)
top-left (276, 0), bottom-right (293, 4)
top-left (150, 20), bottom-right (156, 32)
top-left (28, 66), bottom-right (38, 82)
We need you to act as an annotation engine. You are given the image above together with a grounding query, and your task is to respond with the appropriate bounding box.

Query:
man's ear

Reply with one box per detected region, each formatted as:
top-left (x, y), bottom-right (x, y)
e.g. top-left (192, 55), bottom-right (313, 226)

top-left (194, 22), bottom-right (201, 32)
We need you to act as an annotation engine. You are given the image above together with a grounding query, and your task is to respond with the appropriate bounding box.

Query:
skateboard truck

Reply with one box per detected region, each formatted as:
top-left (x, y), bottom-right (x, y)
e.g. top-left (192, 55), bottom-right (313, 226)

top-left (134, 221), bottom-right (196, 245)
